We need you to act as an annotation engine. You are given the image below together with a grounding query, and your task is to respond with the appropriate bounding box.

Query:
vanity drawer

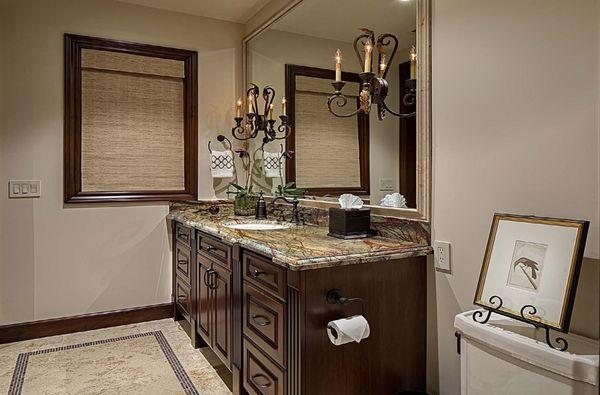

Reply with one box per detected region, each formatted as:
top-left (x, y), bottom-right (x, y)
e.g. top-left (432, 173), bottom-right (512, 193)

top-left (243, 282), bottom-right (286, 367)
top-left (175, 242), bottom-right (191, 284)
top-left (197, 231), bottom-right (231, 270)
top-left (175, 279), bottom-right (191, 322)
top-left (243, 252), bottom-right (286, 301)
top-left (174, 222), bottom-right (192, 248)
top-left (243, 338), bottom-right (285, 395)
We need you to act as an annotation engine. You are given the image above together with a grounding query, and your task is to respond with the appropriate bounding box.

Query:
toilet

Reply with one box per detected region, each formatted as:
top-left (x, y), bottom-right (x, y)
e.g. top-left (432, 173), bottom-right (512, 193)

top-left (455, 311), bottom-right (599, 395)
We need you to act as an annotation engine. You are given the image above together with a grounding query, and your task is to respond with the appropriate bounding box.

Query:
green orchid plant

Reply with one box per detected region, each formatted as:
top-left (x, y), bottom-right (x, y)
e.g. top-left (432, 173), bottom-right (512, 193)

top-left (227, 147), bottom-right (258, 215)
top-left (274, 150), bottom-right (305, 198)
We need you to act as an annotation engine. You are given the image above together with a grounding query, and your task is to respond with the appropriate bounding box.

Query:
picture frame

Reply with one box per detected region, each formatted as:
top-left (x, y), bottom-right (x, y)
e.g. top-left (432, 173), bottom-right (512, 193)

top-left (474, 213), bottom-right (589, 332)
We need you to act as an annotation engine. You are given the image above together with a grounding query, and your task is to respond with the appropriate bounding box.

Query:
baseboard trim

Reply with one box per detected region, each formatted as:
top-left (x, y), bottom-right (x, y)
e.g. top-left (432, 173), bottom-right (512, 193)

top-left (0, 303), bottom-right (174, 344)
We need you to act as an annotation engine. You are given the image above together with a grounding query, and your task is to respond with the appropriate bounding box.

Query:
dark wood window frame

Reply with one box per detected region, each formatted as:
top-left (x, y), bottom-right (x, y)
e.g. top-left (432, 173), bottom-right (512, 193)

top-left (284, 64), bottom-right (370, 196)
top-left (64, 34), bottom-right (198, 204)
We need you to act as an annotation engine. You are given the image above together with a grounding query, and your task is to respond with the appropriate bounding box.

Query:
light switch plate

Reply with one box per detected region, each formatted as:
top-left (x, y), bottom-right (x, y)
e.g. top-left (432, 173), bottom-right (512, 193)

top-left (434, 240), bottom-right (452, 273)
top-left (9, 180), bottom-right (41, 198)
top-left (379, 178), bottom-right (395, 191)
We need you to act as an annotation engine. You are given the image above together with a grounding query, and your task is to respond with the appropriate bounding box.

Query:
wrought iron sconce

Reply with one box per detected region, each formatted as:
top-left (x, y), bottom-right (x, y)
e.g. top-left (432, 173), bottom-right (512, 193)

top-left (231, 83), bottom-right (291, 143)
top-left (328, 29), bottom-right (416, 120)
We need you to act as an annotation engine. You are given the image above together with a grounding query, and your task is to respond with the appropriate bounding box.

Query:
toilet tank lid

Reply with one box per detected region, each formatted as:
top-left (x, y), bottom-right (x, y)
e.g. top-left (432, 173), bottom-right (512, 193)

top-left (455, 310), bottom-right (599, 386)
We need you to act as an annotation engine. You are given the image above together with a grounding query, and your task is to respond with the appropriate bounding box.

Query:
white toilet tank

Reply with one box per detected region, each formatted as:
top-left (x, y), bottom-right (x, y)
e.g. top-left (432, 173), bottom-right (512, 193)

top-left (455, 311), bottom-right (599, 395)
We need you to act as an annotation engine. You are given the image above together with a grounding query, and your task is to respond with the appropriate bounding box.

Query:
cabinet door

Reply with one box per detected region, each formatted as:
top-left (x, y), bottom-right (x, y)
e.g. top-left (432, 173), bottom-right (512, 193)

top-left (197, 257), bottom-right (212, 343)
top-left (212, 263), bottom-right (232, 367)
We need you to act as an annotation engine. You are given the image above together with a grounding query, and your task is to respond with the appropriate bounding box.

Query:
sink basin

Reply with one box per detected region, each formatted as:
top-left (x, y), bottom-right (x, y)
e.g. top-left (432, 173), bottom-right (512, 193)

top-left (223, 221), bottom-right (294, 231)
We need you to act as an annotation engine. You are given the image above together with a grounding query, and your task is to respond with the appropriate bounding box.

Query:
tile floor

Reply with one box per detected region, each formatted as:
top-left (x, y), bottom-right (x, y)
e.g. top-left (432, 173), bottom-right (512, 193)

top-left (0, 319), bottom-right (231, 395)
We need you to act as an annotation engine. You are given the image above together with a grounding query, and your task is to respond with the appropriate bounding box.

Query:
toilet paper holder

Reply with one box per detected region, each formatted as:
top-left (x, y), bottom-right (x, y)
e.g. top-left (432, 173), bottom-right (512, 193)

top-left (325, 289), bottom-right (365, 315)
top-left (326, 289), bottom-right (366, 340)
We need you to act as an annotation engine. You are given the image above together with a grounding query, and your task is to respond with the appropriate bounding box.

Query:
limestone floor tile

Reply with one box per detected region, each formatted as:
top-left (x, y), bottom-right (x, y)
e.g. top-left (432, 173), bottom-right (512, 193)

top-left (0, 319), bottom-right (231, 395)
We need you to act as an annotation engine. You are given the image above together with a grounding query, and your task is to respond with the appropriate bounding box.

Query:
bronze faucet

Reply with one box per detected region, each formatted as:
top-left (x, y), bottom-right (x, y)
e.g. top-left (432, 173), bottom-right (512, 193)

top-left (270, 196), bottom-right (303, 225)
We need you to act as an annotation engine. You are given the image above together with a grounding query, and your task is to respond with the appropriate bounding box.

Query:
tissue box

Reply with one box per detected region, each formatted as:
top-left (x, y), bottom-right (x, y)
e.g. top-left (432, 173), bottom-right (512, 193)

top-left (328, 208), bottom-right (371, 239)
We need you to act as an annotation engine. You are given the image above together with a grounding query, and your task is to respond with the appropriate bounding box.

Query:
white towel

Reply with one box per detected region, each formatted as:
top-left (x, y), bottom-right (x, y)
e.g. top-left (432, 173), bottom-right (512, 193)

top-left (210, 150), bottom-right (234, 178)
top-left (263, 151), bottom-right (281, 178)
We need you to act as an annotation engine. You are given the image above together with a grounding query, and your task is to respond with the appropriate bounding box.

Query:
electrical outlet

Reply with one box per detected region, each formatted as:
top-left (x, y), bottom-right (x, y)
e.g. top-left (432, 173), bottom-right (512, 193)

top-left (9, 180), bottom-right (41, 198)
top-left (379, 178), bottom-right (395, 191)
top-left (434, 240), bottom-right (451, 273)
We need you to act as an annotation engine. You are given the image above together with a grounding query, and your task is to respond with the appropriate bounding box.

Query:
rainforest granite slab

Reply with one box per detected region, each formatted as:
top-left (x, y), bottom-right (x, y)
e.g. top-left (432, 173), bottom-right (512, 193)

top-left (168, 201), bottom-right (432, 271)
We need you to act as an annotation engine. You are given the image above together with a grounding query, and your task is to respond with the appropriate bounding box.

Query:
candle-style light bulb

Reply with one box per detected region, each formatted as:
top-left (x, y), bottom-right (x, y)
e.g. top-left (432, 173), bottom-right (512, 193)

top-left (410, 45), bottom-right (417, 79)
top-left (334, 48), bottom-right (342, 82)
top-left (364, 38), bottom-right (373, 73)
top-left (379, 54), bottom-right (387, 77)
top-left (281, 96), bottom-right (287, 116)
top-left (269, 103), bottom-right (274, 120)
top-left (247, 93), bottom-right (254, 114)
top-left (236, 97), bottom-right (242, 118)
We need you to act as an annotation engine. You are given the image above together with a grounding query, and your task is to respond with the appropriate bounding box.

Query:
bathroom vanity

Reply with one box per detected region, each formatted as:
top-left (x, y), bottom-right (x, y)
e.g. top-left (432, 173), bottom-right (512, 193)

top-left (169, 201), bottom-right (431, 394)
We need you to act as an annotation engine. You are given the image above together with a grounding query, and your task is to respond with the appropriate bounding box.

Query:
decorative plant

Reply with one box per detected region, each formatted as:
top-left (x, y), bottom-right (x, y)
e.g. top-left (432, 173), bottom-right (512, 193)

top-left (228, 147), bottom-right (258, 215)
top-left (275, 150), bottom-right (305, 197)
top-left (227, 147), bottom-right (255, 196)
top-left (275, 182), bottom-right (304, 198)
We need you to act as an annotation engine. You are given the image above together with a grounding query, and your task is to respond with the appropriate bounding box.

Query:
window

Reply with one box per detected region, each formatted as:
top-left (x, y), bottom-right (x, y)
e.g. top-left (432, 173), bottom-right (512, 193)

top-left (64, 34), bottom-right (197, 203)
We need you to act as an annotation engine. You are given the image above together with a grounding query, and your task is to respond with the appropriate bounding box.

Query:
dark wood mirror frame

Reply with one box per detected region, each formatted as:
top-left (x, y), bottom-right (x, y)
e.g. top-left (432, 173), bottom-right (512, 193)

top-left (284, 64), bottom-right (370, 196)
top-left (63, 34), bottom-right (198, 204)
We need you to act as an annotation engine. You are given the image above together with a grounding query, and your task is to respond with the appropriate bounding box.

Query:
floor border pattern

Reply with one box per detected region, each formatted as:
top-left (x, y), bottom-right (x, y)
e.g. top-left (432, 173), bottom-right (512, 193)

top-left (7, 330), bottom-right (200, 395)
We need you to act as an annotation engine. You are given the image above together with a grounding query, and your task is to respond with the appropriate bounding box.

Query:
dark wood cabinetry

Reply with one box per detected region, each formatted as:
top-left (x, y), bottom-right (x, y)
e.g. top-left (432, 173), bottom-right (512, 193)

top-left (172, 220), bottom-right (426, 395)
top-left (172, 221), bottom-right (233, 368)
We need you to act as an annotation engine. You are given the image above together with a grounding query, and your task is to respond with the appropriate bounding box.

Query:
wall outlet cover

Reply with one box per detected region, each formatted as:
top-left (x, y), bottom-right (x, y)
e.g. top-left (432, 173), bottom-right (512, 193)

top-left (379, 178), bottom-right (395, 191)
top-left (434, 240), bottom-right (451, 273)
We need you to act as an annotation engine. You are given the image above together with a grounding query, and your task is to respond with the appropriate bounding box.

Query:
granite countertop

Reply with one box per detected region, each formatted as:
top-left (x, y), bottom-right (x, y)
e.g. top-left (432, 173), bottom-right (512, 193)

top-left (168, 201), bottom-right (432, 271)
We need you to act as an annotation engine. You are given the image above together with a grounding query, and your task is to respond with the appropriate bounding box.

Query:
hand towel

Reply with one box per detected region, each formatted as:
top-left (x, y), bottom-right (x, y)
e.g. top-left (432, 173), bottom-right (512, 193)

top-left (210, 150), bottom-right (234, 178)
top-left (263, 151), bottom-right (281, 178)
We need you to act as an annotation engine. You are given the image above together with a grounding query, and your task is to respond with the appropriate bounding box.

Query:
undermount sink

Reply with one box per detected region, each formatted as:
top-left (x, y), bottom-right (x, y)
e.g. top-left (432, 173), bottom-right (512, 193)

top-left (223, 221), bottom-right (294, 231)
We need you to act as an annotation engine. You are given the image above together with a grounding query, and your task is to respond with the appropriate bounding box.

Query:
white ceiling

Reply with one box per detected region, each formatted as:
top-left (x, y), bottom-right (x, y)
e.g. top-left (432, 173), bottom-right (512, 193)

top-left (271, 0), bottom-right (416, 45)
top-left (115, 0), bottom-right (272, 23)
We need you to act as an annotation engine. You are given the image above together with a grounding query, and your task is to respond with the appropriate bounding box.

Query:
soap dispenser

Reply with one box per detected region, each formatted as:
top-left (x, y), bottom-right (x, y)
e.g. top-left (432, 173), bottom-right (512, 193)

top-left (255, 191), bottom-right (267, 220)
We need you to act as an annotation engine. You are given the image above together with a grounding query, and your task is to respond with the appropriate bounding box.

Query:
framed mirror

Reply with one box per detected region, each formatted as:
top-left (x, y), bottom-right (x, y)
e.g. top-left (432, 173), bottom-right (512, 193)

top-left (243, 0), bottom-right (431, 221)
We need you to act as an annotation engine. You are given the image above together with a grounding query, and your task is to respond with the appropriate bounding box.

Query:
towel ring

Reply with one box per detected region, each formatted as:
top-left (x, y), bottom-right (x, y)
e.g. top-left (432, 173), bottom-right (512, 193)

top-left (208, 134), bottom-right (232, 153)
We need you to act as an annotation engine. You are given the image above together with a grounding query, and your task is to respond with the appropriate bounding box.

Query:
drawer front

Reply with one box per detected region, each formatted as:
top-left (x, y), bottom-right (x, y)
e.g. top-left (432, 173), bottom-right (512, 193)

top-left (243, 282), bottom-right (286, 367)
top-left (244, 338), bottom-right (285, 395)
top-left (243, 252), bottom-right (286, 301)
top-left (197, 231), bottom-right (231, 270)
top-left (175, 222), bottom-right (192, 248)
top-left (175, 279), bottom-right (191, 322)
top-left (175, 242), bottom-right (191, 284)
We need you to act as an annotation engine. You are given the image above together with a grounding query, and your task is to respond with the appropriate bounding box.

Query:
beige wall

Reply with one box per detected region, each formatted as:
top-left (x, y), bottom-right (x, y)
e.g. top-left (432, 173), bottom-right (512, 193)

top-left (0, 0), bottom-right (243, 325)
top-left (430, 0), bottom-right (599, 393)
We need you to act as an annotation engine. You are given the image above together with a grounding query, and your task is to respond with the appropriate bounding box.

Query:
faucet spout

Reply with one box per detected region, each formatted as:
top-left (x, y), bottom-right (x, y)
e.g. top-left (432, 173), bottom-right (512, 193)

top-left (270, 196), bottom-right (303, 225)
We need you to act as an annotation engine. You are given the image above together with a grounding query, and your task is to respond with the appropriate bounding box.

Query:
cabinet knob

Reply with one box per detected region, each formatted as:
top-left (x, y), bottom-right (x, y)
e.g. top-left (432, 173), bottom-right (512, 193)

top-left (250, 374), bottom-right (272, 388)
top-left (251, 269), bottom-right (265, 278)
top-left (251, 315), bottom-right (271, 327)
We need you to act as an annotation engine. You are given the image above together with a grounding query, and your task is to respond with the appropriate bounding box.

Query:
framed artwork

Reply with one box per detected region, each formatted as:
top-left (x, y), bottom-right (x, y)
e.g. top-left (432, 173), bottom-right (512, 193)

top-left (474, 213), bottom-right (589, 332)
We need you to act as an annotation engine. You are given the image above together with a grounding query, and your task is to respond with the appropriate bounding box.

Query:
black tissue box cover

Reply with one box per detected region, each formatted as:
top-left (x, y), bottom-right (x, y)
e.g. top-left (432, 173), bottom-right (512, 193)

top-left (328, 207), bottom-right (371, 239)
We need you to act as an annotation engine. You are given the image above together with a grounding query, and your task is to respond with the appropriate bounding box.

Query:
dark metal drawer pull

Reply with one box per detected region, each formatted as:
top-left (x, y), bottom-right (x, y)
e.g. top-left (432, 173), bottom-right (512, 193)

top-left (177, 230), bottom-right (189, 241)
top-left (209, 270), bottom-right (219, 290)
top-left (177, 294), bottom-right (187, 302)
top-left (203, 269), bottom-right (210, 287)
top-left (250, 374), bottom-right (272, 388)
top-left (251, 315), bottom-right (271, 327)
top-left (204, 245), bottom-right (215, 252)
top-left (251, 269), bottom-right (266, 278)
top-left (177, 259), bottom-right (188, 266)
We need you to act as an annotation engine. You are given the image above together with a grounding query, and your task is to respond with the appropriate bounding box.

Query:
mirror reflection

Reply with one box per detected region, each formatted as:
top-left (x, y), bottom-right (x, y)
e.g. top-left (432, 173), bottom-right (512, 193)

top-left (246, 0), bottom-right (417, 209)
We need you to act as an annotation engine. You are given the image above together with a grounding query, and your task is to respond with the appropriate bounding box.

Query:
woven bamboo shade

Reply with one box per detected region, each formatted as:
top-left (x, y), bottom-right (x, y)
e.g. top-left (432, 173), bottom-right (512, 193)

top-left (294, 77), bottom-right (361, 189)
top-left (80, 49), bottom-right (185, 192)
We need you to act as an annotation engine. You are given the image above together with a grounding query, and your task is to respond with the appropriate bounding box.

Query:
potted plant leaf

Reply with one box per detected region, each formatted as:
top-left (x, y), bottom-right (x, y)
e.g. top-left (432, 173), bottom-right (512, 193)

top-left (274, 150), bottom-right (305, 198)
top-left (228, 147), bottom-right (258, 216)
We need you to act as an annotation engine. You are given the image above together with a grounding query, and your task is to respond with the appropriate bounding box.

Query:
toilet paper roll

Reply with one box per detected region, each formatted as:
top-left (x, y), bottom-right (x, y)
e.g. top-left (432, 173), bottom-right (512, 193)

top-left (327, 315), bottom-right (370, 346)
